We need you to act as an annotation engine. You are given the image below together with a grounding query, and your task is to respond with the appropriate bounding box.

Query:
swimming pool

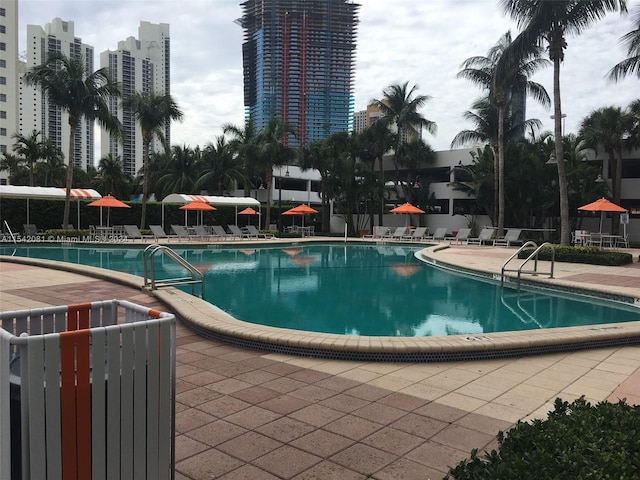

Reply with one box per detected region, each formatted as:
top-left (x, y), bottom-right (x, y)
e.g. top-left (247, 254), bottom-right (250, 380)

top-left (2, 243), bottom-right (639, 337)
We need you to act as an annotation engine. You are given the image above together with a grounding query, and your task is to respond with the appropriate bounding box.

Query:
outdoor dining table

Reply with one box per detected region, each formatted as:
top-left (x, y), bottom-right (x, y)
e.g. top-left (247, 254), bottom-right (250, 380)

top-left (583, 233), bottom-right (623, 248)
top-left (92, 225), bottom-right (124, 241)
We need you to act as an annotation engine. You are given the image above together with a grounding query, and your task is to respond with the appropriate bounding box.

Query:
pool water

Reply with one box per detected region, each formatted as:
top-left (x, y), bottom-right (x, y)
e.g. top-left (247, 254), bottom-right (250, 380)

top-left (2, 244), bottom-right (639, 336)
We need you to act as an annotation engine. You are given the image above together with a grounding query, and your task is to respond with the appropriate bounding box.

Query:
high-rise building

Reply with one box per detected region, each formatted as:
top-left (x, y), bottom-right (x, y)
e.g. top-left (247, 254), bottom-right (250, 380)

top-left (100, 22), bottom-right (170, 177)
top-left (353, 102), bottom-right (420, 144)
top-left (0, 1), bottom-right (20, 184)
top-left (239, 0), bottom-right (359, 147)
top-left (21, 18), bottom-right (95, 171)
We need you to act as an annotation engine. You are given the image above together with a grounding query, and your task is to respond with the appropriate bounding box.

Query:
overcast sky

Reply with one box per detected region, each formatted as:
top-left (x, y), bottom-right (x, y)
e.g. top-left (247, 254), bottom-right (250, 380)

top-left (17, 0), bottom-right (639, 152)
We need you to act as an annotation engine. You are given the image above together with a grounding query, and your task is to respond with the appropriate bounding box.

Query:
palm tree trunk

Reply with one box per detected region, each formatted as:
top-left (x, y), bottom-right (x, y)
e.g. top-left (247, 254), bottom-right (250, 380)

top-left (378, 156), bottom-right (385, 226)
top-left (497, 106), bottom-right (505, 236)
top-left (490, 143), bottom-right (498, 227)
top-left (140, 141), bottom-right (150, 229)
top-left (63, 118), bottom-right (78, 228)
top-left (613, 150), bottom-right (623, 234)
top-left (264, 167), bottom-right (273, 229)
top-left (553, 56), bottom-right (570, 245)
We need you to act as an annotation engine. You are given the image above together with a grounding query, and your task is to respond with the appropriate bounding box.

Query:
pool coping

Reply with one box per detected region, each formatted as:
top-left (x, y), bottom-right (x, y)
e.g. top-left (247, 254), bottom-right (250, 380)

top-left (2, 244), bottom-right (640, 362)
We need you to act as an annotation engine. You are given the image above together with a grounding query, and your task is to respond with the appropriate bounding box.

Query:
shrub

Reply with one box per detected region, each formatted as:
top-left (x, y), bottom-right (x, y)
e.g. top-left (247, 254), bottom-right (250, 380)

top-left (518, 245), bottom-right (633, 266)
top-left (445, 397), bottom-right (640, 480)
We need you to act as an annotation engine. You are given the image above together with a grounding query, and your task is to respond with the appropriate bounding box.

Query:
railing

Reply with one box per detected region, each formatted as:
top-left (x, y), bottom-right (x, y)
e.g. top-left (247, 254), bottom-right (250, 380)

top-left (143, 244), bottom-right (205, 298)
top-left (501, 241), bottom-right (555, 292)
top-left (2, 220), bottom-right (17, 244)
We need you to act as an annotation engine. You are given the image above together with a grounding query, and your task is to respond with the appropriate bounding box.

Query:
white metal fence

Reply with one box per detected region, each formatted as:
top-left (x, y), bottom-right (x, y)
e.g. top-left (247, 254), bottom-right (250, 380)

top-left (0, 299), bottom-right (176, 480)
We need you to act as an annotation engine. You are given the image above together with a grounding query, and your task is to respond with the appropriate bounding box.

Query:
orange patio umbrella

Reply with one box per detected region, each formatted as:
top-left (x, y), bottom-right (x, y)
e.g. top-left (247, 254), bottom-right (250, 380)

top-left (578, 197), bottom-right (627, 232)
top-left (286, 204), bottom-right (318, 215)
top-left (282, 204), bottom-right (318, 227)
top-left (179, 201), bottom-right (216, 226)
top-left (238, 207), bottom-right (259, 226)
top-left (390, 202), bottom-right (425, 226)
top-left (87, 194), bottom-right (130, 226)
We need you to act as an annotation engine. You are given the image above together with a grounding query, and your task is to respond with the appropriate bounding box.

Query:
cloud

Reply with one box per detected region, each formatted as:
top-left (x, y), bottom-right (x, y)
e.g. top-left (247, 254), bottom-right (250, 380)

top-left (18, 0), bottom-right (640, 152)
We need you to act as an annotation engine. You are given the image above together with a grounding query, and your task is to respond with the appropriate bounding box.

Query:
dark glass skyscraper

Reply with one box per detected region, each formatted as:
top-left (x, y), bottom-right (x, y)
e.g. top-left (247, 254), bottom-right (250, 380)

top-left (239, 0), bottom-right (359, 147)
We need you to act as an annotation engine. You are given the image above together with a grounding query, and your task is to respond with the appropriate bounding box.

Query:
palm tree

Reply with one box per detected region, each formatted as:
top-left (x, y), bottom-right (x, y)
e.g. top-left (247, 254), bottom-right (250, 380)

top-left (356, 120), bottom-right (395, 226)
top-left (372, 81), bottom-right (437, 154)
top-left (579, 106), bottom-right (635, 232)
top-left (34, 145), bottom-right (66, 187)
top-left (499, 0), bottom-right (628, 245)
top-left (196, 136), bottom-right (246, 195)
top-left (122, 92), bottom-right (183, 229)
top-left (457, 31), bottom-right (550, 235)
top-left (0, 152), bottom-right (27, 184)
top-left (22, 51), bottom-right (122, 227)
top-left (255, 118), bottom-right (296, 229)
top-left (12, 130), bottom-right (47, 186)
top-left (95, 153), bottom-right (131, 199)
top-left (223, 116), bottom-right (261, 196)
top-left (452, 96), bottom-right (543, 224)
top-left (372, 82), bottom-right (436, 222)
top-left (299, 132), bottom-right (352, 233)
top-left (608, 5), bottom-right (640, 81)
top-left (154, 145), bottom-right (199, 196)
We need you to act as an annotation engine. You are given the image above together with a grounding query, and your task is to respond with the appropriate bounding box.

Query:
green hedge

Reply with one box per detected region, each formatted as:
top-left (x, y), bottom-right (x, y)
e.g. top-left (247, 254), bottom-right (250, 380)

top-left (518, 245), bottom-right (633, 266)
top-left (446, 397), bottom-right (640, 480)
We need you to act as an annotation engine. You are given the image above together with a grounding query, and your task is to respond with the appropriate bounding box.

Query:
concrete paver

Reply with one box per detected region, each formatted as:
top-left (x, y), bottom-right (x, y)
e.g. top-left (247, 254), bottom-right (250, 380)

top-left (2, 244), bottom-right (640, 479)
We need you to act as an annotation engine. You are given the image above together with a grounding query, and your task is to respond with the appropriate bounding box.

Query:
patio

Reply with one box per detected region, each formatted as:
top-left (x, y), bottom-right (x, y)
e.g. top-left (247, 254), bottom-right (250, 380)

top-left (0, 254), bottom-right (638, 479)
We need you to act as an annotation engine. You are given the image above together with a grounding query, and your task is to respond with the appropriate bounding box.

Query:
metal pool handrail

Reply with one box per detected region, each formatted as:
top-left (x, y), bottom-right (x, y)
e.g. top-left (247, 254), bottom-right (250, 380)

top-left (501, 241), bottom-right (555, 291)
top-left (143, 244), bottom-right (204, 298)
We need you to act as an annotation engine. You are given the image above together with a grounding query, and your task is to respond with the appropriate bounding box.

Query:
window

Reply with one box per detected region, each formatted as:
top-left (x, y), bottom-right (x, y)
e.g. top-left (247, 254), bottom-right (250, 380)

top-left (0, 8), bottom-right (5, 16)
top-left (0, 43), bottom-right (5, 51)
top-left (0, 59), bottom-right (5, 68)
top-left (0, 77), bottom-right (5, 85)
top-left (0, 144), bottom-right (6, 153)
top-left (0, 128), bottom-right (6, 136)
top-left (0, 26), bottom-right (5, 34)
top-left (0, 94), bottom-right (5, 102)
top-left (0, 111), bottom-right (5, 119)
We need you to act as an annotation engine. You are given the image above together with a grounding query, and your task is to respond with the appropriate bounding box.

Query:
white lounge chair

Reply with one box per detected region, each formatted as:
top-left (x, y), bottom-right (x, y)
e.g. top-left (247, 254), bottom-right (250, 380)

top-left (228, 225), bottom-right (248, 239)
top-left (23, 224), bottom-right (42, 236)
top-left (246, 225), bottom-right (274, 239)
top-left (449, 228), bottom-right (471, 244)
top-left (149, 225), bottom-right (172, 241)
top-left (493, 228), bottom-right (523, 247)
top-left (171, 225), bottom-right (196, 240)
top-left (123, 224), bottom-right (154, 241)
top-left (212, 225), bottom-right (233, 240)
top-left (407, 226), bottom-right (429, 241)
top-left (467, 228), bottom-right (495, 245)
top-left (425, 227), bottom-right (448, 241)
top-left (363, 226), bottom-right (389, 239)
top-left (388, 227), bottom-right (408, 240)
top-left (192, 225), bottom-right (211, 240)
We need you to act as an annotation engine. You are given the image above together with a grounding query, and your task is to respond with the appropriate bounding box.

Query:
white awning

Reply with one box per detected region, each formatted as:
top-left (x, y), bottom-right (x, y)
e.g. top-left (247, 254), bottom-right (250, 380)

top-left (160, 194), bottom-right (261, 229)
top-left (0, 185), bottom-right (102, 200)
top-left (161, 193), bottom-right (260, 207)
top-left (0, 185), bottom-right (102, 227)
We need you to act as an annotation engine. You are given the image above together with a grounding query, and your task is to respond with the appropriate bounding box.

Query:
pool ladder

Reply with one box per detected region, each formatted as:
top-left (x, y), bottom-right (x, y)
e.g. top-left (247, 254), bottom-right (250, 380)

top-left (143, 244), bottom-right (205, 298)
top-left (501, 241), bottom-right (555, 292)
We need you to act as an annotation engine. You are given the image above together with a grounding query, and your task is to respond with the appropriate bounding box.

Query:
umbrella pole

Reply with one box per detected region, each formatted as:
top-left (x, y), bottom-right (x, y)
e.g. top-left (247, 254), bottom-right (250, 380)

top-left (600, 211), bottom-right (604, 233)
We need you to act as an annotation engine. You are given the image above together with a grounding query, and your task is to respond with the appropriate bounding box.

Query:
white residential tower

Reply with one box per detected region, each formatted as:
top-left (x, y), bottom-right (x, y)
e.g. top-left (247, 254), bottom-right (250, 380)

top-left (100, 21), bottom-right (171, 177)
top-left (21, 18), bottom-right (95, 171)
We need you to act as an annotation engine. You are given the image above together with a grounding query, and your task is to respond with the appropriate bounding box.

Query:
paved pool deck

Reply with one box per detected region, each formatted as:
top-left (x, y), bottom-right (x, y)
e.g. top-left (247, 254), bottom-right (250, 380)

top-left (1, 240), bottom-right (639, 479)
